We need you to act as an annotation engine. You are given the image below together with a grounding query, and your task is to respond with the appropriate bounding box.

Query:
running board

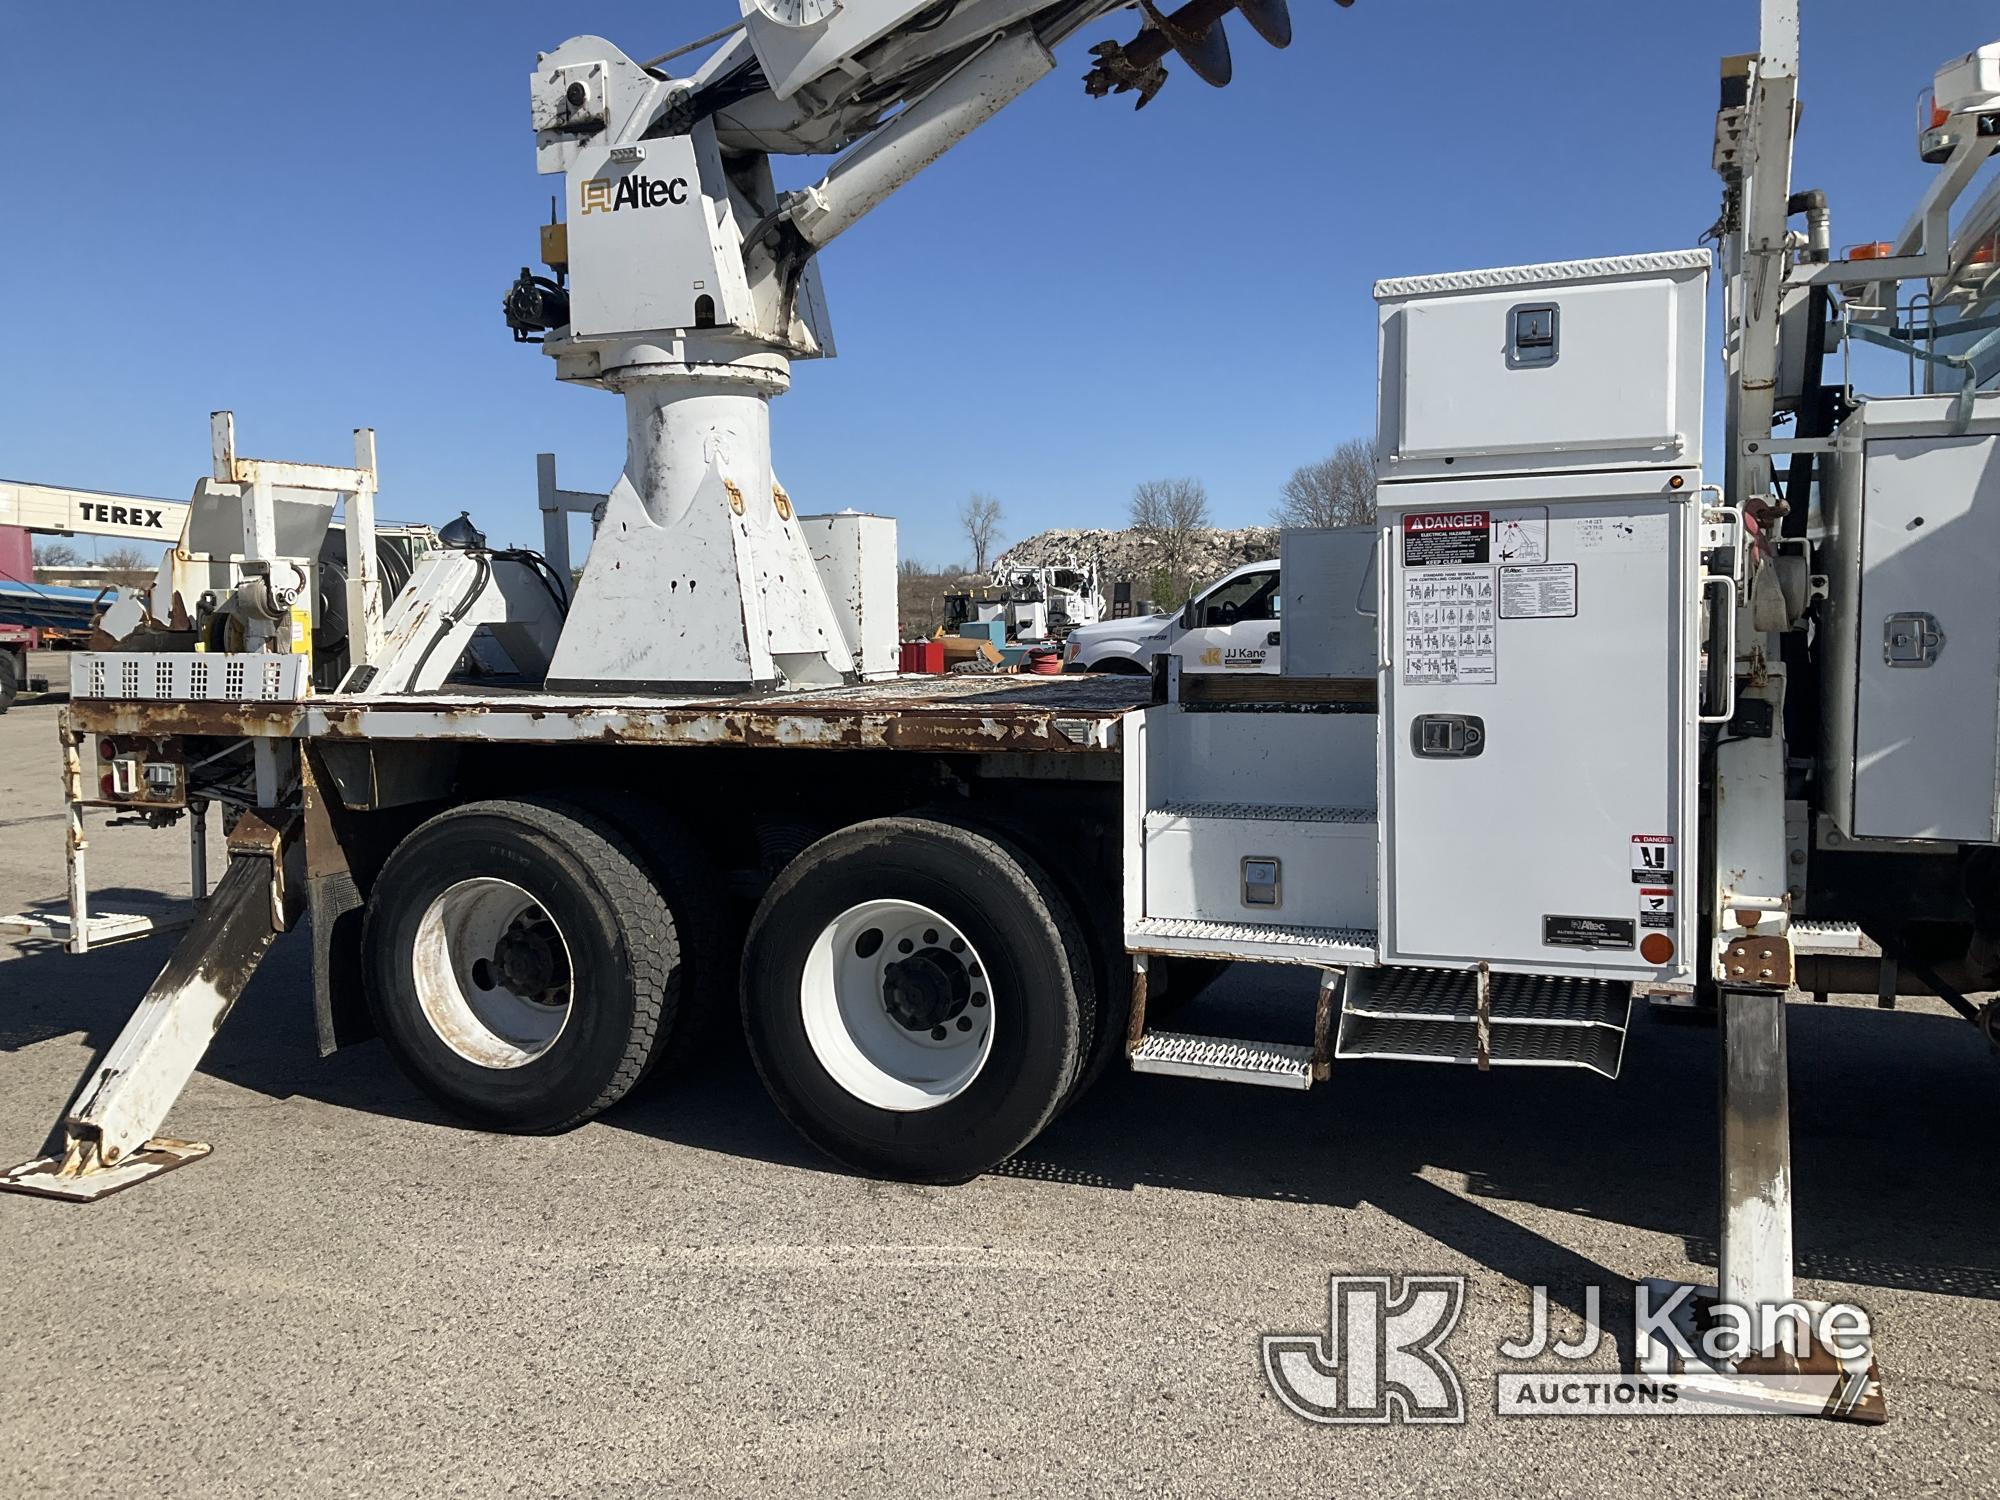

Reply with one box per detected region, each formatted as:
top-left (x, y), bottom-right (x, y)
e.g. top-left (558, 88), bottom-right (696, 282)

top-left (2, 811), bottom-right (300, 1202)
top-left (1130, 1032), bottom-right (1316, 1089)
top-left (1336, 966), bottom-right (1634, 1080)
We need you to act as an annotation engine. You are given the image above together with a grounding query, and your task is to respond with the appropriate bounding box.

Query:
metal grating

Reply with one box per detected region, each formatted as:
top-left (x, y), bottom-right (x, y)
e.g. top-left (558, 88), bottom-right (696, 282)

top-left (1129, 1031), bottom-right (1316, 1089)
top-left (71, 652), bottom-right (308, 703)
top-left (1147, 802), bottom-right (1376, 825)
top-left (1346, 968), bottom-right (1633, 1029)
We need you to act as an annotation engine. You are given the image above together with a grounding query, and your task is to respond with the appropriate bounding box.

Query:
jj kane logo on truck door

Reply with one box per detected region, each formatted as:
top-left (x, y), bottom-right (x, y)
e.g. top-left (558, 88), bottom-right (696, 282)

top-left (580, 174), bottom-right (690, 214)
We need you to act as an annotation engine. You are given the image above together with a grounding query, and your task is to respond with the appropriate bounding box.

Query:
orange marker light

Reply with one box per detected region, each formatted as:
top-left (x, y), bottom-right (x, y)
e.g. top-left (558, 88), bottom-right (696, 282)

top-left (1640, 933), bottom-right (1676, 965)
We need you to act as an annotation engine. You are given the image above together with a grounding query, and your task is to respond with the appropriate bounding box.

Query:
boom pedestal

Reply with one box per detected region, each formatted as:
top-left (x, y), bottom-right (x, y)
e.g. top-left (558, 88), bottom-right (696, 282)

top-left (544, 345), bottom-right (853, 695)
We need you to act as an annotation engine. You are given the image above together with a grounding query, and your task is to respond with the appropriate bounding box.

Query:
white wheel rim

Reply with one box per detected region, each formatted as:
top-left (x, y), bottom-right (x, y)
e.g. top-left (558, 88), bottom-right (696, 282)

top-left (801, 899), bottom-right (995, 1112)
top-left (411, 878), bottom-right (575, 1069)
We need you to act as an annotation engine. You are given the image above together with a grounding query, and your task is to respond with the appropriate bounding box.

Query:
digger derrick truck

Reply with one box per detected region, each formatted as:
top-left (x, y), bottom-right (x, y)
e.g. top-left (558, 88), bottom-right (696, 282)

top-left (9, 0), bottom-right (2000, 1422)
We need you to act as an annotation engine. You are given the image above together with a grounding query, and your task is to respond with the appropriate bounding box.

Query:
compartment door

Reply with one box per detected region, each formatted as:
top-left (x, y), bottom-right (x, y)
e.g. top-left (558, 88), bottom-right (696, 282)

top-left (1382, 487), bottom-right (1695, 976)
top-left (1853, 436), bottom-right (2000, 841)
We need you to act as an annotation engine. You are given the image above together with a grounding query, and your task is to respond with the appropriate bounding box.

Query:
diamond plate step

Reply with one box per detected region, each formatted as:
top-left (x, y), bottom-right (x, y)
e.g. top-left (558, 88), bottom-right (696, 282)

top-left (1790, 920), bottom-right (1876, 955)
top-left (1129, 1031), bottom-right (1317, 1089)
top-left (1144, 802), bottom-right (1375, 826)
top-left (1126, 916), bottom-right (1376, 967)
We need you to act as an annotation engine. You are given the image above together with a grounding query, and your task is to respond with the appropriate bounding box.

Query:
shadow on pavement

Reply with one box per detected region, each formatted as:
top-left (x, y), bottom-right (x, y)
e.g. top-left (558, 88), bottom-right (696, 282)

top-left (6, 937), bottom-right (1997, 1324)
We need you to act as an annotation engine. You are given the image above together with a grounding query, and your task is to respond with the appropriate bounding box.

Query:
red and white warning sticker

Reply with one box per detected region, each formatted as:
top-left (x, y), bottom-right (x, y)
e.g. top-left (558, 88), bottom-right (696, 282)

top-left (1630, 835), bottom-right (1675, 885)
top-left (1638, 887), bottom-right (1676, 929)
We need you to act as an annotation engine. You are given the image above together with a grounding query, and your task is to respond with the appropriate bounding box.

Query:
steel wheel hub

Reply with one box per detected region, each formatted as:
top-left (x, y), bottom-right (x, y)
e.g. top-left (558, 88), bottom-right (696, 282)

top-left (800, 899), bottom-right (995, 1111)
top-left (412, 878), bottom-right (576, 1069)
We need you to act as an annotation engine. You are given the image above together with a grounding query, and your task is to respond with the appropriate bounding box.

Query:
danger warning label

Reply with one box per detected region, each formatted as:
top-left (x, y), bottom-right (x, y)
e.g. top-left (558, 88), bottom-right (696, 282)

top-left (1403, 510), bottom-right (1490, 567)
top-left (1630, 835), bottom-right (1676, 885)
top-left (1638, 887), bottom-right (1676, 929)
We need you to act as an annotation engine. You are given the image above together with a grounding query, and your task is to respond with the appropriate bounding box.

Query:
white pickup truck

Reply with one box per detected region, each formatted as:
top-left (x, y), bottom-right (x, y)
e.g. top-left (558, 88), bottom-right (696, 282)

top-left (1064, 559), bottom-right (1283, 674)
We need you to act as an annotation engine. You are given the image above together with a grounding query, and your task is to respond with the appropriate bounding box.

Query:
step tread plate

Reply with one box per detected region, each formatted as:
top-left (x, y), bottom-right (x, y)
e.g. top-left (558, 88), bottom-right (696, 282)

top-left (1127, 916), bottom-right (1377, 966)
top-left (1790, 919), bottom-right (1876, 955)
top-left (1146, 802), bottom-right (1376, 825)
top-left (1336, 1013), bottom-right (1627, 1079)
top-left (1345, 967), bottom-right (1633, 1029)
top-left (1130, 1030), bottom-right (1316, 1089)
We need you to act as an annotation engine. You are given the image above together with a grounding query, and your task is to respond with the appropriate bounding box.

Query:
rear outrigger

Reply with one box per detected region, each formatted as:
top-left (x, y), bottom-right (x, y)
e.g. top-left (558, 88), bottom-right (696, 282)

top-left (9, 1), bottom-right (2000, 1425)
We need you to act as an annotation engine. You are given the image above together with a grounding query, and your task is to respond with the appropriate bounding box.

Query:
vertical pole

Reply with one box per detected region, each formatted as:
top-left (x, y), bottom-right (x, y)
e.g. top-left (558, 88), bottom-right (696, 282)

top-left (1719, 988), bottom-right (1794, 1352)
top-left (538, 453), bottom-right (571, 596)
top-left (346, 429), bottom-right (382, 672)
top-left (63, 725), bottom-right (90, 955)
top-left (189, 800), bottom-right (209, 901)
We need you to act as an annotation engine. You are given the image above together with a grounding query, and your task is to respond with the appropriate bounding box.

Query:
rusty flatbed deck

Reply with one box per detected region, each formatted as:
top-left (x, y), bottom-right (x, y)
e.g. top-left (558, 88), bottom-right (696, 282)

top-left (65, 672), bottom-right (1153, 754)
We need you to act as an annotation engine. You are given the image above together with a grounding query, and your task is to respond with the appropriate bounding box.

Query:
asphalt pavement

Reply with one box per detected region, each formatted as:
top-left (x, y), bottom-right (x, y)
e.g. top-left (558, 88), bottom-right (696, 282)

top-left (2, 653), bottom-right (1997, 1497)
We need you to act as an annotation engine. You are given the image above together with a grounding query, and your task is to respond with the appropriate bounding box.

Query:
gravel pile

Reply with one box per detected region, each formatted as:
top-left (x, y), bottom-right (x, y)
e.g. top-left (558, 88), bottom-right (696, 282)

top-left (993, 526), bottom-right (1279, 590)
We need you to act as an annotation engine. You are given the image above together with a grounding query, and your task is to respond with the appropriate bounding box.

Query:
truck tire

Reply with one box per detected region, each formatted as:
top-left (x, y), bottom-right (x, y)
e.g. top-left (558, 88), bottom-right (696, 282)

top-left (0, 652), bottom-right (16, 715)
top-left (741, 816), bottom-right (1090, 1183)
top-left (911, 803), bottom-right (1122, 1111)
top-left (362, 797), bottom-right (680, 1133)
top-left (548, 788), bottom-right (738, 1073)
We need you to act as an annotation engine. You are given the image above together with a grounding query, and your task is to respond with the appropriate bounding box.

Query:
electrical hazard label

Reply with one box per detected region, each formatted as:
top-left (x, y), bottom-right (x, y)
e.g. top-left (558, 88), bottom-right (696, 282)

top-left (1401, 568), bottom-right (1495, 685)
top-left (1402, 510), bottom-right (1490, 567)
top-left (1630, 835), bottom-right (1676, 885)
top-left (1638, 887), bottom-right (1676, 929)
top-left (1491, 507), bottom-right (1549, 564)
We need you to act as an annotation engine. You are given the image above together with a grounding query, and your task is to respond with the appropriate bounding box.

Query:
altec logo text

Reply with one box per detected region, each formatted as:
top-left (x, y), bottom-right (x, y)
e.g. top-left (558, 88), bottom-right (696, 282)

top-left (581, 174), bottom-right (691, 214)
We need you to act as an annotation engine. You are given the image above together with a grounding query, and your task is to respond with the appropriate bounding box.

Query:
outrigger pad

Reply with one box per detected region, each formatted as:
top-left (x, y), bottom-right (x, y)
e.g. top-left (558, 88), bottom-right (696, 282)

top-left (1637, 1278), bottom-right (1887, 1424)
top-left (0, 1138), bottom-right (211, 1203)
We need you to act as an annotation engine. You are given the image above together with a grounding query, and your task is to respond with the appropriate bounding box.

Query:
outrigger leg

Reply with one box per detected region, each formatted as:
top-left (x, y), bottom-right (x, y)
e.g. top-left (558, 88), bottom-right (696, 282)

top-left (2, 811), bottom-right (300, 1202)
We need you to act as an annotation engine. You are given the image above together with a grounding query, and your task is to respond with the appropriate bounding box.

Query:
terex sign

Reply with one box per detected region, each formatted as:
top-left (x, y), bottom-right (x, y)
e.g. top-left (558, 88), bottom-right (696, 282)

top-left (0, 482), bottom-right (189, 544)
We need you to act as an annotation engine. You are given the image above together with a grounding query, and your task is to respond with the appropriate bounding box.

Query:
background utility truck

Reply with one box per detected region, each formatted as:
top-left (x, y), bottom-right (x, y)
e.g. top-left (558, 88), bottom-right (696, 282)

top-left (7, 0), bottom-right (2000, 1422)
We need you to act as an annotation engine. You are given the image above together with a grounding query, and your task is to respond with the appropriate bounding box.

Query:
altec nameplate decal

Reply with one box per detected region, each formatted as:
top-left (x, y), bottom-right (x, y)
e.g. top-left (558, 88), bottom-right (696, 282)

top-left (581, 174), bottom-right (691, 214)
top-left (1403, 510), bottom-right (1490, 567)
top-left (1543, 914), bottom-right (1637, 949)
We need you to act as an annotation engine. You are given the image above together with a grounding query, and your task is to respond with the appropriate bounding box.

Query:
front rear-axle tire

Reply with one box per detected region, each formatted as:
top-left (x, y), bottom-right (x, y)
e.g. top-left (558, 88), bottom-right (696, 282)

top-left (363, 797), bottom-right (681, 1133)
top-left (741, 816), bottom-right (1092, 1183)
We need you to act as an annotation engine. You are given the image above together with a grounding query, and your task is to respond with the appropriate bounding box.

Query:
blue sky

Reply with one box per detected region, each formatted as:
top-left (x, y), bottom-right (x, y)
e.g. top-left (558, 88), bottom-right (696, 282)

top-left (3, 2), bottom-right (1992, 566)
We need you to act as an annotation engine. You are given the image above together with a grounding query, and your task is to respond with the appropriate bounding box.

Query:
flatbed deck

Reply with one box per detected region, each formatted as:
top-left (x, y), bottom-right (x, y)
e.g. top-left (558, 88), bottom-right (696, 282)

top-left (63, 671), bottom-right (1152, 754)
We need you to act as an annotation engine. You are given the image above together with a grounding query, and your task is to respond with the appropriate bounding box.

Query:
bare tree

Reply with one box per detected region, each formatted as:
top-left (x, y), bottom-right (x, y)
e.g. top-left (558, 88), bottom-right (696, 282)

top-left (1129, 477), bottom-right (1210, 602)
top-left (960, 493), bottom-right (1003, 574)
top-left (99, 546), bottom-right (149, 570)
top-left (1274, 438), bottom-right (1377, 529)
top-left (33, 542), bottom-right (82, 568)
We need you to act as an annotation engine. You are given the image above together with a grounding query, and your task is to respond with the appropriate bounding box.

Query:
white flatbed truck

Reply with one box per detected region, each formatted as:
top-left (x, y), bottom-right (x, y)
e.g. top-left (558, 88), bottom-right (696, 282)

top-left (9, 0), bottom-right (2000, 1426)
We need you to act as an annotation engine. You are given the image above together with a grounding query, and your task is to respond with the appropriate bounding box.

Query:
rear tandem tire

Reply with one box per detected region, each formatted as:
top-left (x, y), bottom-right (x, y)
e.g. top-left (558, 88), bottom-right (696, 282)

top-left (740, 816), bottom-right (1092, 1183)
top-left (362, 797), bottom-right (681, 1133)
top-left (546, 788), bottom-right (739, 1074)
top-left (0, 652), bottom-right (17, 715)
